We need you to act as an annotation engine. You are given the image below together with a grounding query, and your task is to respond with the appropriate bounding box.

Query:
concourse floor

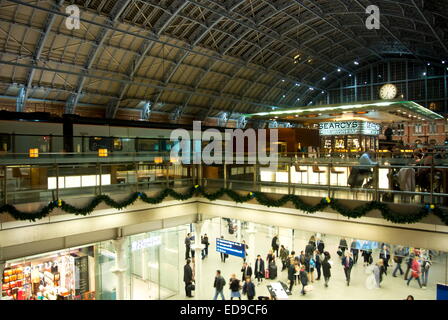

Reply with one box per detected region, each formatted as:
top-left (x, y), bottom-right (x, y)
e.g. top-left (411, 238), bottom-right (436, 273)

top-left (170, 218), bottom-right (444, 300)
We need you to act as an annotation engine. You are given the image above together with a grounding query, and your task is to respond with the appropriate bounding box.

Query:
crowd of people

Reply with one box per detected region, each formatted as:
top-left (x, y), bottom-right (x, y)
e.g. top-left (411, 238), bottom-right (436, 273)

top-left (183, 229), bottom-right (434, 300)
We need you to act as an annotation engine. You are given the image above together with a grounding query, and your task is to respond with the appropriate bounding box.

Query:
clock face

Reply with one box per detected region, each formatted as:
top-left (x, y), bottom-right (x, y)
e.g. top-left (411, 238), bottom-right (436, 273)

top-left (379, 84), bottom-right (398, 100)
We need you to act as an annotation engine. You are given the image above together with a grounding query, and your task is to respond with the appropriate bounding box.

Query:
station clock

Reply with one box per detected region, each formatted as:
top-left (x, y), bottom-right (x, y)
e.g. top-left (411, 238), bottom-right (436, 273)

top-left (379, 83), bottom-right (398, 100)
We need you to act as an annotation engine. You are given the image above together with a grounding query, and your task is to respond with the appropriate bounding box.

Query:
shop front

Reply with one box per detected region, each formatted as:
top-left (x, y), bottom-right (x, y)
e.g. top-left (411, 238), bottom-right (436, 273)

top-left (2, 246), bottom-right (95, 300)
top-left (319, 120), bottom-right (381, 154)
top-left (2, 225), bottom-right (187, 300)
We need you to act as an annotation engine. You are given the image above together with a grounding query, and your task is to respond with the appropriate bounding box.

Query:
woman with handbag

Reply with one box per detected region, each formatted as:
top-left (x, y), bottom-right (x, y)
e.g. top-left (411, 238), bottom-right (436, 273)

top-left (406, 256), bottom-right (423, 288)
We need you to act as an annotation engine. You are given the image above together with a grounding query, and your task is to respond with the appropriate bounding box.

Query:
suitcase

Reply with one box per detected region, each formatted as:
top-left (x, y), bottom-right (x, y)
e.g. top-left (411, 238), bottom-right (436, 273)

top-left (269, 263), bottom-right (277, 279)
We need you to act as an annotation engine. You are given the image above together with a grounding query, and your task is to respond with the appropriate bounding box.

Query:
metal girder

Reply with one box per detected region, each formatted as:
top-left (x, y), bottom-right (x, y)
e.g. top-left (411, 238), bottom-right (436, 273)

top-left (0, 60), bottom-right (293, 111)
top-left (21, 0), bottom-right (64, 111)
top-left (107, 0), bottom-right (189, 119)
top-left (7, 0), bottom-right (321, 108)
top-left (151, 0), bottom-right (245, 116)
top-left (66, 0), bottom-right (132, 114)
top-left (16, 87), bottom-right (26, 112)
top-left (410, 0), bottom-right (448, 55)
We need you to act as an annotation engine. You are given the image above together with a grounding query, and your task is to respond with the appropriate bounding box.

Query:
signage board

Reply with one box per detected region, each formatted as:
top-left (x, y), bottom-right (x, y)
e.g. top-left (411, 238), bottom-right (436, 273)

top-left (216, 238), bottom-right (245, 258)
top-left (131, 235), bottom-right (162, 251)
top-left (319, 121), bottom-right (381, 136)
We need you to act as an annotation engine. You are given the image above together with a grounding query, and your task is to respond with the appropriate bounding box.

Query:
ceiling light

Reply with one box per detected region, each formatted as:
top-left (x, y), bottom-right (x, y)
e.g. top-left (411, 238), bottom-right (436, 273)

top-left (423, 72), bottom-right (427, 76)
top-left (337, 68), bottom-right (341, 72)
top-left (282, 79), bottom-right (285, 82)
top-left (322, 77), bottom-right (326, 80)
top-left (297, 98), bottom-right (300, 101)
top-left (321, 91), bottom-right (325, 94)
top-left (354, 61), bottom-right (359, 65)
top-left (349, 74), bottom-right (352, 77)
top-left (282, 95), bottom-right (286, 98)
top-left (442, 60), bottom-right (446, 64)
top-left (295, 83), bottom-right (300, 86)
top-left (309, 88), bottom-right (314, 91)
top-left (427, 62), bottom-right (431, 66)
top-left (294, 54), bottom-right (301, 60)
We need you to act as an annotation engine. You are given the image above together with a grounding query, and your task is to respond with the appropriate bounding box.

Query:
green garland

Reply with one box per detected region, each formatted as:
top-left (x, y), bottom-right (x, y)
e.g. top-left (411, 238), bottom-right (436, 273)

top-left (0, 185), bottom-right (447, 226)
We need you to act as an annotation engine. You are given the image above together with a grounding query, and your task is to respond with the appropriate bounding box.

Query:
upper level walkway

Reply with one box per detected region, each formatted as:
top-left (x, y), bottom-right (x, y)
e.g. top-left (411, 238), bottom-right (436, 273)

top-left (1, 151), bottom-right (448, 261)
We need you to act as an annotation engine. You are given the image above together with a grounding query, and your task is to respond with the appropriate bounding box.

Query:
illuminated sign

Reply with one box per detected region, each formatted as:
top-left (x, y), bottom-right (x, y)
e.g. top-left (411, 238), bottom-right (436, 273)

top-left (319, 121), bottom-right (381, 136)
top-left (216, 238), bottom-right (245, 258)
top-left (131, 236), bottom-right (162, 251)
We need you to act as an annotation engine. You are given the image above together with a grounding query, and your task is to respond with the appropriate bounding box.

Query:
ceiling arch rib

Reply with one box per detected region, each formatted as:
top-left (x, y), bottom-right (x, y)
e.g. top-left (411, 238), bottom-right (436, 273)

top-left (150, 0), bottom-right (245, 119)
top-left (65, 0), bottom-right (132, 114)
top-left (410, 0), bottom-right (448, 55)
top-left (19, 0), bottom-right (64, 112)
top-left (106, 0), bottom-right (189, 119)
top-left (6, 0), bottom-right (323, 111)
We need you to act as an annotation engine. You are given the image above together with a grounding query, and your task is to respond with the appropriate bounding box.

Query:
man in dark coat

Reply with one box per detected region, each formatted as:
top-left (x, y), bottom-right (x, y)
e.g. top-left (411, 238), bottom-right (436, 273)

top-left (241, 262), bottom-right (253, 281)
top-left (322, 253), bottom-right (332, 287)
top-left (341, 252), bottom-right (354, 286)
top-left (288, 259), bottom-right (296, 292)
top-left (242, 276), bottom-right (256, 300)
top-left (185, 233), bottom-right (191, 260)
top-left (254, 255), bottom-right (265, 284)
top-left (379, 245), bottom-right (391, 275)
top-left (271, 235), bottom-right (280, 258)
top-left (183, 259), bottom-right (194, 297)
top-left (213, 270), bottom-right (226, 300)
top-left (299, 265), bottom-right (308, 295)
top-left (316, 238), bottom-right (325, 254)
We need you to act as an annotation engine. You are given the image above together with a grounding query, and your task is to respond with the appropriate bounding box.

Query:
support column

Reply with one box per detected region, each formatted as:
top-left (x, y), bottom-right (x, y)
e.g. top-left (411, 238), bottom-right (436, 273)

top-left (236, 220), bottom-right (241, 242)
top-left (112, 238), bottom-right (127, 300)
top-left (246, 222), bottom-right (257, 264)
top-left (191, 221), bottom-right (205, 300)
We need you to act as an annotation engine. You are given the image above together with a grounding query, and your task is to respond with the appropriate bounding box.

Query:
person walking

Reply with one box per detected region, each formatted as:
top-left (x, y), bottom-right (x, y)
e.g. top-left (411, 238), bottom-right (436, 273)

top-left (279, 245), bottom-right (289, 271)
top-left (241, 262), bottom-right (253, 281)
top-left (242, 276), bottom-right (256, 300)
top-left (271, 235), bottom-right (280, 258)
top-left (229, 274), bottom-right (242, 300)
top-left (242, 240), bottom-right (248, 263)
top-left (202, 234), bottom-right (210, 259)
top-left (338, 238), bottom-right (348, 256)
top-left (305, 240), bottom-right (315, 257)
top-left (392, 246), bottom-right (405, 277)
top-left (350, 241), bottom-right (359, 264)
top-left (254, 255), bottom-right (265, 285)
top-left (362, 248), bottom-right (373, 266)
top-left (404, 252), bottom-right (415, 280)
top-left (321, 252), bottom-right (331, 288)
top-left (288, 259), bottom-right (296, 292)
top-left (421, 255), bottom-right (432, 289)
top-left (305, 253), bottom-right (315, 283)
top-left (299, 265), bottom-right (309, 295)
top-left (219, 235), bottom-right (228, 263)
top-left (213, 270), bottom-right (226, 300)
top-left (342, 251), bottom-right (354, 286)
top-left (407, 256), bottom-right (422, 288)
top-left (316, 237), bottom-right (325, 254)
top-left (379, 245), bottom-right (391, 275)
top-left (183, 259), bottom-right (194, 298)
top-left (315, 250), bottom-right (323, 281)
top-left (185, 233), bottom-right (191, 260)
top-left (373, 259), bottom-right (385, 288)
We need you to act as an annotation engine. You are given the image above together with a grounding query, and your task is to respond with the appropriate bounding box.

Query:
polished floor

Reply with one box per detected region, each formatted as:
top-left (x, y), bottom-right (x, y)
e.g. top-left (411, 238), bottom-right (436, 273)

top-left (169, 218), bottom-right (445, 300)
